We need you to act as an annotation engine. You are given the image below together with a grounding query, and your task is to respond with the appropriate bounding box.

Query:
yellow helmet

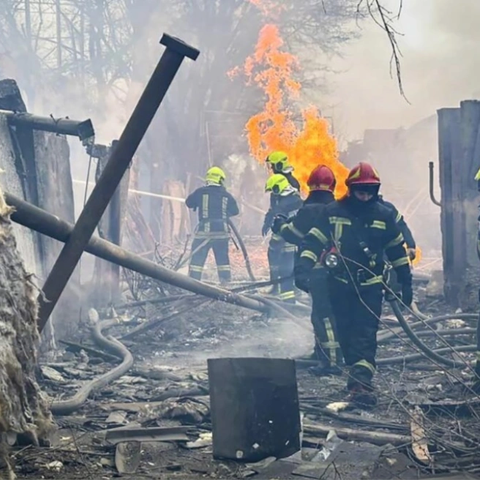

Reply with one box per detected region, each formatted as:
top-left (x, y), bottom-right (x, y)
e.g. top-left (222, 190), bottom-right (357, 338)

top-left (265, 174), bottom-right (291, 195)
top-left (205, 166), bottom-right (226, 185)
top-left (265, 151), bottom-right (292, 173)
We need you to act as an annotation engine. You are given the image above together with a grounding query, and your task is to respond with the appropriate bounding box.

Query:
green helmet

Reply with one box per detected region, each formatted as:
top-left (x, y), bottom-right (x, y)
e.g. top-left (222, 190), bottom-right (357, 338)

top-left (205, 166), bottom-right (226, 185)
top-left (265, 173), bottom-right (291, 195)
top-left (265, 151), bottom-right (292, 173)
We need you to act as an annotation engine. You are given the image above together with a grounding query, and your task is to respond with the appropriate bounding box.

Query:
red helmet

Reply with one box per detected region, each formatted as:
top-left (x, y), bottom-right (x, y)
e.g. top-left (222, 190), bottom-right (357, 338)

top-left (345, 162), bottom-right (381, 187)
top-left (307, 165), bottom-right (336, 193)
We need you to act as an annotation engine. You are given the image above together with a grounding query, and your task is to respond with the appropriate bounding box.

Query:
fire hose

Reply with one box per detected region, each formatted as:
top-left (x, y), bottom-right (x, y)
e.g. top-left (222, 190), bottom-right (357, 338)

top-left (377, 312), bottom-right (477, 342)
top-left (388, 300), bottom-right (474, 368)
top-left (228, 219), bottom-right (256, 282)
top-left (296, 307), bottom-right (478, 368)
top-left (50, 315), bottom-right (133, 415)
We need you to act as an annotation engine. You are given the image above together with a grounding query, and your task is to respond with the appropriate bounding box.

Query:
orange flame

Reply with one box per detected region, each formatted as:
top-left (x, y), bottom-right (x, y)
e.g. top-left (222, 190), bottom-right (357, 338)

top-left (232, 23), bottom-right (349, 197)
top-left (411, 246), bottom-right (422, 267)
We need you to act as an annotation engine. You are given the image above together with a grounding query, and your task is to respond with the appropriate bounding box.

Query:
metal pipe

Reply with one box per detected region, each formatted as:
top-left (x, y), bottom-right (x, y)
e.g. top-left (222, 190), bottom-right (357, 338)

top-left (0, 110), bottom-right (94, 142)
top-left (37, 34), bottom-right (200, 331)
top-left (4, 192), bottom-right (269, 315)
top-left (429, 161), bottom-right (441, 207)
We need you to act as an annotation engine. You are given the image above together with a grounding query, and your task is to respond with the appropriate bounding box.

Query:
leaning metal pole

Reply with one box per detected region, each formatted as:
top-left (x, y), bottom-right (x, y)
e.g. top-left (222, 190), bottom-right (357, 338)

top-left (5, 193), bottom-right (268, 314)
top-left (37, 34), bottom-right (200, 332)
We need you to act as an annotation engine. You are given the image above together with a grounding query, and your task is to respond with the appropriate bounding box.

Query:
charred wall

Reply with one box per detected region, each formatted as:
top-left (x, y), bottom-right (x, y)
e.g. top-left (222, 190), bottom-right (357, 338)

top-left (340, 115), bottom-right (441, 253)
top-left (0, 79), bottom-right (80, 342)
top-left (438, 101), bottom-right (480, 310)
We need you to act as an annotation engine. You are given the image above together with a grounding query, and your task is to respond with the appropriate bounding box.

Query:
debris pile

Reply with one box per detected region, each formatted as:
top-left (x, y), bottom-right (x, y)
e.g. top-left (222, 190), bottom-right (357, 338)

top-left (2, 283), bottom-right (471, 479)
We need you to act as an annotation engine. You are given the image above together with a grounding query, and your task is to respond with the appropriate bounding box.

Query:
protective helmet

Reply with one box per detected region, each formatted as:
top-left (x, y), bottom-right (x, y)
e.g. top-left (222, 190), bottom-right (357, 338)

top-left (205, 166), bottom-right (226, 185)
top-left (265, 174), bottom-right (292, 195)
top-left (345, 162), bottom-right (381, 187)
top-left (307, 165), bottom-right (336, 193)
top-left (265, 151), bottom-right (293, 174)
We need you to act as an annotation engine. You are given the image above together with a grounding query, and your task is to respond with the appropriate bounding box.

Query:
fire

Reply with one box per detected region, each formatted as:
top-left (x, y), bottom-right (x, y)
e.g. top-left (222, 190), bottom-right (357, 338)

top-left (232, 23), bottom-right (349, 197)
top-left (233, 13), bottom-right (423, 266)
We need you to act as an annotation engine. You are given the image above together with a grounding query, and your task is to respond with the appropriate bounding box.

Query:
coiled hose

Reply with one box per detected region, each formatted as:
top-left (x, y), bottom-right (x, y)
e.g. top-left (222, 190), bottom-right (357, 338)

top-left (50, 318), bottom-right (133, 415)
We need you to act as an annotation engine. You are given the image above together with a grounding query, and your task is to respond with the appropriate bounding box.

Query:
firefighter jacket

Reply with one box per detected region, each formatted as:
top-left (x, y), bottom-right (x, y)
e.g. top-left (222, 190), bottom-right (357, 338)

top-left (276, 191), bottom-right (335, 246)
top-left (267, 192), bottom-right (303, 252)
top-left (263, 173), bottom-right (301, 234)
top-left (378, 196), bottom-right (416, 249)
top-left (186, 185), bottom-right (239, 239)
top-left (297, 196), bottom-right (412, 288)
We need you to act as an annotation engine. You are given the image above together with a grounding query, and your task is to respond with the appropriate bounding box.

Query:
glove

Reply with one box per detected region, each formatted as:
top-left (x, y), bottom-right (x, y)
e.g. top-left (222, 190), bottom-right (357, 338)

top-left (401, 282), bottom-right (413, 307)
top-left (271, 214), bottom-right (287, 234)
top-left (407, 247), bottom-right (416, 261)
top-left (262, 222), bottom-right (270, 237)
top-left (295, 273), bottom-right (310, 294)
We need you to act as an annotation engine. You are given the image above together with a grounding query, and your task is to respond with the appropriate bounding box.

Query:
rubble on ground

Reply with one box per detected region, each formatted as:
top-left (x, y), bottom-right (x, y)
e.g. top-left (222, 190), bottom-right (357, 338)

top-left (7, 270), bottom-right (479, 480)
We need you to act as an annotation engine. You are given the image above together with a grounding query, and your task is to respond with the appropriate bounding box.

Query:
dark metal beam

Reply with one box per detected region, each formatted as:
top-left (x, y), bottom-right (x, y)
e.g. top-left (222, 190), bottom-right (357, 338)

top-left (36, 34), bottom-right (199, 331)
top-left (0, 110), bottom-right (94, 142)
top-left (4, 192), bottom-right (268, 315)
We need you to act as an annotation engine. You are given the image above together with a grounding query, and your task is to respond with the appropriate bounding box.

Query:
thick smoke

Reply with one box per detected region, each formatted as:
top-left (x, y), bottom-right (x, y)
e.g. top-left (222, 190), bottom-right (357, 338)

top-left (324, 0), bottom-right (480, 141)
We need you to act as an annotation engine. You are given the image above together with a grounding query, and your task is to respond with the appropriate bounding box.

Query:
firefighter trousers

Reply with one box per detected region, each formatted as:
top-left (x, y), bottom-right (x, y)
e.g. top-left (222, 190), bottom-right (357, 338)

top-left (328, 280), bottom-right (383, 390)
top-left (188, 237), bottom-right (231, 283)
top-left (310, 270), bottom-right (343, 367)
top-left (267, 241), bottom-right (296, 302)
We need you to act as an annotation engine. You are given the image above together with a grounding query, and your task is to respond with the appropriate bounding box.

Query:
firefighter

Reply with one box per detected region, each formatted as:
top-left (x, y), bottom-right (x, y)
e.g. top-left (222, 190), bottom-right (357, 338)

top-left (262, 151), bottom-right (300, 238)
top-left (271, 165), bottom-right (342, 373)
top-left (265, 173), bottom-right (303, 302)
top-left (186, 166), bottom-right (239, 284)
top-left (295, 162), bottom-right (413, 406)
top-left (378, 195), bottom-right (417, 261)
top-left (265, 151), bottom-right (300, 189)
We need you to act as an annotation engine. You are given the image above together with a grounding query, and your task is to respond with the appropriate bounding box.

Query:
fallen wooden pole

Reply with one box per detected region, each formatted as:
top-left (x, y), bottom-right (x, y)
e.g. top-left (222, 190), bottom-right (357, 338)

top-left (4, 192), bottom-right (269, 315)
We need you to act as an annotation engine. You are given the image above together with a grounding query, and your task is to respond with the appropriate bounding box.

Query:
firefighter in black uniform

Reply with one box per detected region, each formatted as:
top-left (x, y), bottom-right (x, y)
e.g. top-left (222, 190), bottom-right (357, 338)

top-left (186, 166), bottom-right (239, 284)
top-left (295, 162), bottom-right (413, 406)
top-left (378, 195), bottom-right (417, 261)
top-left (262, 151), bottom-right (300, 238)
top-left (272, 165), bottom-right (342, 373)
top-left (264, 173), bottom-right (303, 302)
